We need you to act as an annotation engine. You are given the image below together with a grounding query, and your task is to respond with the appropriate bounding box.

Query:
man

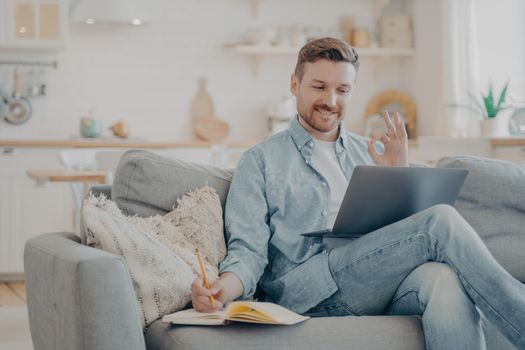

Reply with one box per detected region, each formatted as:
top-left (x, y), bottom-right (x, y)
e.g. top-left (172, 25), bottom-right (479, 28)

top-left (191, 37), bottom-right (525, 349)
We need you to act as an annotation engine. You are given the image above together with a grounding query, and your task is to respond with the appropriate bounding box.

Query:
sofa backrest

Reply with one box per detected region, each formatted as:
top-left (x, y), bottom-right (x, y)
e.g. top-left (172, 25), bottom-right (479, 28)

top-left (437, 156), bottom-right (525, 282)
top-left (94, 150), bottom-right (525, 283)
top-left (111, 150), bottom-right (234, 217)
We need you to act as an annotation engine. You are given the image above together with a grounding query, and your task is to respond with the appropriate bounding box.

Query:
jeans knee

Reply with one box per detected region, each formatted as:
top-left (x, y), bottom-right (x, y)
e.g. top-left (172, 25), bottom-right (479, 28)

top-left (412, 262), bottom-right (458, 285)
top-left (419, 263), bottom-right (469, 306)
top-left (424, 204), bottom-right (467, 238)
top-left (428, 204), bottom-right (460, 222)
top-left (393, 263), bottom-right (470, 317)
top-left (426, 262), bottom-right (460, 287)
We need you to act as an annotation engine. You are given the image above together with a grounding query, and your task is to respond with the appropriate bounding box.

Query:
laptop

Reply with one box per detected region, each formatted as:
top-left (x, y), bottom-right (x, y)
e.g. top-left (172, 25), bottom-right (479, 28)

top-left (300, 165), bottom-right (468, 238)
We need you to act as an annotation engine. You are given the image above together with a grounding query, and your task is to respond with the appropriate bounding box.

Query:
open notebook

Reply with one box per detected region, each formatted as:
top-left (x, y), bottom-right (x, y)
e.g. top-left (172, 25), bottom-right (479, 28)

top-left (162, 301), bottom-right (309, 326)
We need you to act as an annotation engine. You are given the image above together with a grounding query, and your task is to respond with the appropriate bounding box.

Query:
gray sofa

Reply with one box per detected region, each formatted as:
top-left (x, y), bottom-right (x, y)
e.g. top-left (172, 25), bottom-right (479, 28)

top-left (24, 150), bottom-right (524, 350)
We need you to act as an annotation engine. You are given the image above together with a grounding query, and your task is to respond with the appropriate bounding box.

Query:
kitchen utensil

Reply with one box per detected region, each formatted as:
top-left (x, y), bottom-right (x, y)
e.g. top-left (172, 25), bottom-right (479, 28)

top-left (267, 96), bottom-right (295, 135)
top-left (340, 16), bottom-right (354, 44)
top-left (0, 94), bottom-right (9, 120)
top-left (191, 78), bottom-right (214, 122)
top-left (352, 27), bottom-right (370, 47)
top-left (27, 67), bottom-right (40, 97)
top-left (194, 116), bottom-right (230, 142)
top-left (5, 68), bottom-right (32, 125)
top-left (5, 99), bottom-right (32, 124)
top-left (12, 68), bottom-right (22, 99)
top-left (80, 112), bottom-right (102, 138)
top-left (190, 78), bottom-right (229, 142)
top-left (110, 120), bottom-right (129, 138)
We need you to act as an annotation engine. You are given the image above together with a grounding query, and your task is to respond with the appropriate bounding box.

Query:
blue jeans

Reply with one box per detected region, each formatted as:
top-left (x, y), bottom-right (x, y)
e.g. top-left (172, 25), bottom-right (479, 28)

top-left (303, 205), bottom-right (525, 350)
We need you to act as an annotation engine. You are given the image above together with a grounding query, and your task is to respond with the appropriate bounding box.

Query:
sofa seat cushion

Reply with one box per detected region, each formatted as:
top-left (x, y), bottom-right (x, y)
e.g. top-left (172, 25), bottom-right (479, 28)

top-left (437, 156), bottom-right (525, 282)
top-left (112, 150), bottom-right (233, 217)
top-left (144, 316), bottom-right (424, 350)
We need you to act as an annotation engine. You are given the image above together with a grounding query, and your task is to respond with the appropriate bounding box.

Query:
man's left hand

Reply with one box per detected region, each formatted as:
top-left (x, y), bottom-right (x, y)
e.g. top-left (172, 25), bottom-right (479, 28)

top-left (367, 110), bottom-right (409, 167)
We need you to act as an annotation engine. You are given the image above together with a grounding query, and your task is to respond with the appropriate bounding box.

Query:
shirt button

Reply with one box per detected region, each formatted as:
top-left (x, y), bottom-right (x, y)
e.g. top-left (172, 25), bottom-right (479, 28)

top-left (321, 182), bottom-right (327, 187)
top-left (322, 210), bottom-right (327, 216)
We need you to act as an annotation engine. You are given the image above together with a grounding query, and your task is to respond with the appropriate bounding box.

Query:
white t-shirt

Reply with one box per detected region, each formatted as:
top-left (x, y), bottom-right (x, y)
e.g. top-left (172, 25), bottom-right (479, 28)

top-left (310, 139), bottom-right (348, 228)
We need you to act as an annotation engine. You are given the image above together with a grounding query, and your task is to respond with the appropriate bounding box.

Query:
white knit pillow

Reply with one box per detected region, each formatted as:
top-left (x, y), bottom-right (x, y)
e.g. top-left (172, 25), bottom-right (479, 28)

top-left (82, 186), bottom-right (226, 328)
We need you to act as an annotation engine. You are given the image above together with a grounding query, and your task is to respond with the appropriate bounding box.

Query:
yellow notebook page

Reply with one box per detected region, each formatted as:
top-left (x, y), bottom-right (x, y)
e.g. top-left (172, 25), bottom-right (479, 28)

top-left (225, 301), bottom-right (309, 325)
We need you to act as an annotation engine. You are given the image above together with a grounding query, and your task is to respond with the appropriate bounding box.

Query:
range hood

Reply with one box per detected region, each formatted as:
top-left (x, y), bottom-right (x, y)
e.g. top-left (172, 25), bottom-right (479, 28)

top-left (70, 0), bottom-right (151, 26)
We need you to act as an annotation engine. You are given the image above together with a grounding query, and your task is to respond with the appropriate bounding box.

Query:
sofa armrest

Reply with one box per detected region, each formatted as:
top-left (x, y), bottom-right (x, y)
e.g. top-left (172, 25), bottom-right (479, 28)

top-left (24, 232), bottom-right (145, 350)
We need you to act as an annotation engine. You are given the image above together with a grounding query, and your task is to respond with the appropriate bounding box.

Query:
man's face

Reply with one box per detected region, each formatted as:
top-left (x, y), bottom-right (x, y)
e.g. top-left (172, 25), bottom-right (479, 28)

top-left (290, 59), bottom-right (357, 135)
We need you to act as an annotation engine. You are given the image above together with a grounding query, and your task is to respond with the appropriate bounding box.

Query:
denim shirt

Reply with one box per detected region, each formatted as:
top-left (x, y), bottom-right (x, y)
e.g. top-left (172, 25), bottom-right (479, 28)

top-left (218, 115), bottom-right (381, 314)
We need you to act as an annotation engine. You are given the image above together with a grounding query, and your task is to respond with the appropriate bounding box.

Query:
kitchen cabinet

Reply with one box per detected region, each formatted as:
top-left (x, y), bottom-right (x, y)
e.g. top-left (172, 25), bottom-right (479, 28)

top-left (0, 0), bottom-right (67, 51)
top-left (0, 148), bottom-right (74, 275)
top-left (9, 177), bottom-right (73, 272)
top-left (0, 176), bottom-right (10, 273)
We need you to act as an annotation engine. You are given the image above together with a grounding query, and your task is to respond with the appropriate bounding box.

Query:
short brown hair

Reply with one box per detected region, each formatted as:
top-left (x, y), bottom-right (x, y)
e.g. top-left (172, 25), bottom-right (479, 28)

top-left (294, 37), bottom-right (359, 81)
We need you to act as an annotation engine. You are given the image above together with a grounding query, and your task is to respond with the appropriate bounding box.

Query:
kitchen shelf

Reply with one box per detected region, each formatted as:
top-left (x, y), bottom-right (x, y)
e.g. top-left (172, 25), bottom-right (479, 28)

top-left (229, 44), bottom-right (415, 57)
top-left (227, 44), bottom-right (415, 77)
top-left (250, 0), bottom-right (405, 19)
top-left (0, 139), bottom-right (259, 149)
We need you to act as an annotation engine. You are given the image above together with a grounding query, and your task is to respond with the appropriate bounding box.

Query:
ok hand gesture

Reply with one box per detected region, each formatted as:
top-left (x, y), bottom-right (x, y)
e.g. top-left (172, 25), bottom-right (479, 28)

top-left (367, 111), bottom-right (409, 167)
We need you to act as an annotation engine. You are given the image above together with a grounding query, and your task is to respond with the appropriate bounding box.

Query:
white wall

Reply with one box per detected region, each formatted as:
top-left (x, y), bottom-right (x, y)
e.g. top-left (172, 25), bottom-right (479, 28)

top-left (404, 0), bottom-right (444, 136)
top-left (0, 0), bottom-right (451, 141)
top-left (476, 0), bottom-right (525, 107)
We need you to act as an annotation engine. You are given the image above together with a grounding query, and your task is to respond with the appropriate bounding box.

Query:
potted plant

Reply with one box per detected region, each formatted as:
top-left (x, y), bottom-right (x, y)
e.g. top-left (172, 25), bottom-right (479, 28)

top-left (449, 81), bottom-right (511, 137)
top-left (478, 81), bottom-right (509, 136)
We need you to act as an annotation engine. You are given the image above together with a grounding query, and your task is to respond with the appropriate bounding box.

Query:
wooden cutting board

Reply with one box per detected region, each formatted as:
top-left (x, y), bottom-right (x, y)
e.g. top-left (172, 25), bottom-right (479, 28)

top-left (194, 116), bottom-right (230, 142)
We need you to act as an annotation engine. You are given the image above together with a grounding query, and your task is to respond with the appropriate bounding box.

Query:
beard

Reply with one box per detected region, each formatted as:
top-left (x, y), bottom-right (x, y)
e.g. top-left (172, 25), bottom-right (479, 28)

top-left (298, 103), bottom-right (344, 133)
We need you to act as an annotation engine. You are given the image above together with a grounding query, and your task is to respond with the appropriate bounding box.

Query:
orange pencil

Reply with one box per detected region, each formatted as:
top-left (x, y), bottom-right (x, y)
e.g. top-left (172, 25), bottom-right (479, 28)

top-left (195, 248), bottom-right (215, 307)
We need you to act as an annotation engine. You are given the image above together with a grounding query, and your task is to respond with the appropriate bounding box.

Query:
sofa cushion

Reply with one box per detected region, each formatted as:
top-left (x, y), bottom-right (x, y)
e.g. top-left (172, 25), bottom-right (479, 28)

top-left (82, 187), bottom-right (226, 327)
top-left (437, 156), bottom-right (525, 282)
top-left (112, 150), bottom-right (234, 217)
top-left (145, 315), bottom-right (425, 350)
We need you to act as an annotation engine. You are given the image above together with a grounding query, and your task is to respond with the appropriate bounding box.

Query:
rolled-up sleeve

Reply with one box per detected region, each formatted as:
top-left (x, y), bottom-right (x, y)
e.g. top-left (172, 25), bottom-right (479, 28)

top-left (218, 151), bottom-right (270, 300)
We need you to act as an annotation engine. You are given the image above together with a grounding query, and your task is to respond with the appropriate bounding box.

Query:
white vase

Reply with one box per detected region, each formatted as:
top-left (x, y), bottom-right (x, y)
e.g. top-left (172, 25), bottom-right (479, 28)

top-left (479, 119), bottom-right (500, 137)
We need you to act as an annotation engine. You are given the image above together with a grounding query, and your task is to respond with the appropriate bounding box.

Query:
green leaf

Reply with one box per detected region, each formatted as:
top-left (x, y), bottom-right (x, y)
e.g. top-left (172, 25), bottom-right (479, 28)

top-left (496, 80), bottom-right (509, 112)
top-left (483, 82), bottom-right (496, 118)
top-left (483, 95), bottom-right (495, 117)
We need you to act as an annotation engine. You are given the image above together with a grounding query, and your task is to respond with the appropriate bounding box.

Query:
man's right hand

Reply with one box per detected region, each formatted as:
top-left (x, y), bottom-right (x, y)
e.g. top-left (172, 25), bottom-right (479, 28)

top-left (190, 272), bottom-right (244, 313)
top-left (191, 278), bottom-right (225, 313)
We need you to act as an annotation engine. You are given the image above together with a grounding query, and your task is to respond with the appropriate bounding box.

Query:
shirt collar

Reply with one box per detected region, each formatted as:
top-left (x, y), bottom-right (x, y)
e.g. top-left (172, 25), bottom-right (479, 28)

top-left (289, 114), bottom-right (348, 151)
